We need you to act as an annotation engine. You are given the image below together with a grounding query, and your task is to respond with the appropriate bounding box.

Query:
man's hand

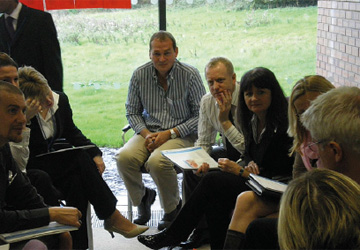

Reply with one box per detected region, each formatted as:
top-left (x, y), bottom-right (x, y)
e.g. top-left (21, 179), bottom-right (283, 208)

top-left (217, 158), bottom-right (241, 175)
top-left (48, 207), bottom-right (82, 228)
top-left (216, 90), bottom-right (233, 131)
top-left (93, 155), bottom-right (105, 175)
top-left (25, 98), bottom-right (41, 122)
top-left (195, 162), bottom-right (210, 176)
top-left (145, 131), bottom-right (171, 152)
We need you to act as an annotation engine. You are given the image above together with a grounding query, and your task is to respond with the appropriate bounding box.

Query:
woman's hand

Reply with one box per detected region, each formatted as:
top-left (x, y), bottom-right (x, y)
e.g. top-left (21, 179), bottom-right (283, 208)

top-left (195, 162), bottom-right (210, 176)
top-left (244, 161), bottom-right (260, 175)
top-left (218, 158), bottom-right (241, 175)
top-left (93, 156), bottom-right (106, 175)
top-left (25, 98), bottom-right (41, 122)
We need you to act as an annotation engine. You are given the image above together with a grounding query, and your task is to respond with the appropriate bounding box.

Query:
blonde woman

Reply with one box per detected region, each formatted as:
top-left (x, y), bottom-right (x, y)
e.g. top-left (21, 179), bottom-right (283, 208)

top-left (18, 66), bottom-right (148, 249)
top-left (279, 169), bottom-right (360, 249)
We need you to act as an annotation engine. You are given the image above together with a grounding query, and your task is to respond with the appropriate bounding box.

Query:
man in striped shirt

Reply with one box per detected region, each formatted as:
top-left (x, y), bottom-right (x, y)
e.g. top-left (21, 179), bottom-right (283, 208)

top-left (116, 31), bottom-right (206, 230)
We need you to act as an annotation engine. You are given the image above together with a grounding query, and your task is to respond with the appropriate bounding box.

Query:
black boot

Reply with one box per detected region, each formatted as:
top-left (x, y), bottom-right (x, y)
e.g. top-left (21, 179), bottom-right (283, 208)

top-left (137, 229), bottom-right (180, 249)
top-left (223, 230), bottom-right (245, 249)
top-left (133, 188), bottom-right (156, 225)
top-left (157, 199), bottom-right (182, 230)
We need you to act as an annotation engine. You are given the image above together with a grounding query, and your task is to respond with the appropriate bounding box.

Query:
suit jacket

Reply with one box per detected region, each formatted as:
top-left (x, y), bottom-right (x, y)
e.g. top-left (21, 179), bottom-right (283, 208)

top-left (0, 144), bottom-right (49, 233)
top-left (0, 4), bottom-right (63, 91)
top-left (243, 121), bottom-right (294, 179)
top-left (27, 92), bottom-right (102, 167)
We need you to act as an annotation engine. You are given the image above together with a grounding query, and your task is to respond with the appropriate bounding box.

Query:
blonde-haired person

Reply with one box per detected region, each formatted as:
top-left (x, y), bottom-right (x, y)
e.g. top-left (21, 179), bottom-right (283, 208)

top-left (18, 66), bottom-right (148, 249)
top-left (223, 75), bottom-right (335, 249)
top-left (278, 169), bottom-right (360, 249)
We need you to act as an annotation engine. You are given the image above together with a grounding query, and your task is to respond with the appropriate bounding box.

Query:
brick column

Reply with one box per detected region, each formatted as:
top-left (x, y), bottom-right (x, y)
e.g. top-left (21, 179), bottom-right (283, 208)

top-left (317, 0), bottom-right (360, 87)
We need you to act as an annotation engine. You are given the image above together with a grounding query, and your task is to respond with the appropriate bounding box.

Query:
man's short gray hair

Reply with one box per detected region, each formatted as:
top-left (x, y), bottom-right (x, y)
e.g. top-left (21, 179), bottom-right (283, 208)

top-left (204, 57), bottom-right (234, 77)
top-left (301, 86), bottom-right (360, 154)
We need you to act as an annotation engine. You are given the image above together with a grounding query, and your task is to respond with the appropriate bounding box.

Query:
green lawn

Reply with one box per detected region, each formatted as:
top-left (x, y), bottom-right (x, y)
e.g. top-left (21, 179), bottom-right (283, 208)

top-left (54, 5), bottom-right (318, 147)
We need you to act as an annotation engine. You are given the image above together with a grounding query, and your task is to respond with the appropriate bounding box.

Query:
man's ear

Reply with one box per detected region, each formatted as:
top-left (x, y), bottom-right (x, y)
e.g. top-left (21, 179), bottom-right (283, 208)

top-left (174, 47), bottom-right (179, 58)
top-left (328, 141), bottom-right (343, 163)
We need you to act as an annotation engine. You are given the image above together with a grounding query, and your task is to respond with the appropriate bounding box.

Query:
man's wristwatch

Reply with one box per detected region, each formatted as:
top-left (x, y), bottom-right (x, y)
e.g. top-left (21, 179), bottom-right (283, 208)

top-left (170, 129), bottom-right (177, 139)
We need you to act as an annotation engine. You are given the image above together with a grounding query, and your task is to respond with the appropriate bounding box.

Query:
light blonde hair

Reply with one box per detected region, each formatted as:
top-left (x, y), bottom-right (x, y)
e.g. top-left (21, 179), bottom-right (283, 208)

top-left (278, 169), bottom-right (360, 250)
top-left (302, 86), bottom-right (360, 155)
top-left (18, 66), bottom-right (50, 103)
top-left (287, 75), bottom-right (334, 155)
top-left (204, 57), bottom-right (234, 77)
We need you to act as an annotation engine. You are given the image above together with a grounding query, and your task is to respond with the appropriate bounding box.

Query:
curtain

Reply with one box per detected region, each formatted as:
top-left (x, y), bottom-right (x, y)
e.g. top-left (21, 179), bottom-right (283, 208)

top-left (20, 0), bottom-right (131, 10)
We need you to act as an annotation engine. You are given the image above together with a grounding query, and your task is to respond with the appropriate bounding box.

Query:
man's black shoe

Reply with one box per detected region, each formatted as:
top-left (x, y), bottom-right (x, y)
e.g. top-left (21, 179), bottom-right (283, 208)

top-left (133, 188), bottom-right (156, 225)
top-left (179, 229), bottom-right (210, 249)
top-left (157, 199), bottom-right (182, 230)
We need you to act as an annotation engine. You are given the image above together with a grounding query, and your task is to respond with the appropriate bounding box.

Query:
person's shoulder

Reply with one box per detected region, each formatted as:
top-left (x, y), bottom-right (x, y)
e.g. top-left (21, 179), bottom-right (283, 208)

top-left (22, 4), bottom-right (52, 19)
top-left (54, 91), bottom-right (68, 103)
top-left (174, 61), bottom-right (200, 75)
top-left (133, 61), bottom-right (153, 73)
top-left (201, 92), bottom-right (213, 103)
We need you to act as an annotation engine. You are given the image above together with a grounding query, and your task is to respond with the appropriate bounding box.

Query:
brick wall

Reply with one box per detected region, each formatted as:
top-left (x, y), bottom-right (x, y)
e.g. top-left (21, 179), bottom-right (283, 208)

top-left (317, 0), bottom-right (360, 87)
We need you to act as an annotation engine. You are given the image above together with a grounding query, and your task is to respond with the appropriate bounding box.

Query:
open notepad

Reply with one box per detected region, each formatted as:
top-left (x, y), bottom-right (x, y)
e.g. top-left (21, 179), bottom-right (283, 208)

top-left (36, 145), bottom-right (95, 157)
top-left (246, 174), bottom-right (288, 199)
top-left (161, 146), bottom-right (219, 170)
top-left (0, 222), bottom-right (78, 244)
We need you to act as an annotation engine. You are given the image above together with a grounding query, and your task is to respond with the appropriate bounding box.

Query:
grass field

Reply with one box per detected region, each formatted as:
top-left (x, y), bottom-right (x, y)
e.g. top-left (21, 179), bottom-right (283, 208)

top-left (52, 4), bottom-right (318, 147)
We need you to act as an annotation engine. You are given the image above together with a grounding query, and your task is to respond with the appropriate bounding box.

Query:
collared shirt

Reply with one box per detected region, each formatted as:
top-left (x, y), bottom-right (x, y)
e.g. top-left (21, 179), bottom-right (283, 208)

top-left (4, 2), bottom-right (22, 30)
top-left (36, 91), bottom-right (59, 139)
top-left (9, 127), bottom-right (30, 173)
top-left (126, 60), bottom-right (206, 137)
top-left (195, 83), bottom-right (245, 154)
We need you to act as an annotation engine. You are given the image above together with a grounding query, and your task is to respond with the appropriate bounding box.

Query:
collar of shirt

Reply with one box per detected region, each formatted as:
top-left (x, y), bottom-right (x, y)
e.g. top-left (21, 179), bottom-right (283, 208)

top-left (4, 2), bottom-right (22, 30)
top-left (151, 59), bottom-right (178, 81)
top-left (38, 91), bottom-right (59, 122)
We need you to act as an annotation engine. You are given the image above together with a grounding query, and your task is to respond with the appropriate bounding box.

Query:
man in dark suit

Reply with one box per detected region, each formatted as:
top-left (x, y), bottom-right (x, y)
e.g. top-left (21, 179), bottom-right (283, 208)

top-left (0, 0), bottom-right (63, 91)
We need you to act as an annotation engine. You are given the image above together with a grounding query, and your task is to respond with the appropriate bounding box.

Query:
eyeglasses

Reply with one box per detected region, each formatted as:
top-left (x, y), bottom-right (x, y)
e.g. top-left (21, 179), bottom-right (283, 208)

top-left (307, 140), bottom-right (324, 153)
top-left (303, 140), bottom-right (325, 160)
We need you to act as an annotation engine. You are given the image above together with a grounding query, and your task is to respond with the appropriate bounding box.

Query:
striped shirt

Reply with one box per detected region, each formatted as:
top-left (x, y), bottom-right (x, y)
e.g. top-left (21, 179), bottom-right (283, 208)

top-left (126, 60), bottom-right (206, 137)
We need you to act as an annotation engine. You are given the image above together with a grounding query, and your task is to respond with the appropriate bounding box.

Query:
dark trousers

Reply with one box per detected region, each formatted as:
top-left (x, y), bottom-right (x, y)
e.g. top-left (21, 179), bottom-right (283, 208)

top-left (28, 149), bottom-right (117, 249)
top-left (27, 169), bottom-right (62, 206)
top-left (169, 170), bottom-right (250, 249)
top-left (244, 218), bottom-right (279, 249)
top-left (182, 146), bottom-right (228, 232)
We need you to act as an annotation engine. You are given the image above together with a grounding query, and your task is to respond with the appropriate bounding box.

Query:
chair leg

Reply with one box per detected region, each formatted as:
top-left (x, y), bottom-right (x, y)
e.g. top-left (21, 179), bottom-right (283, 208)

top-left (128, 192), bottom-right (133, 222)
top-left (86, 203), bottom-right (94, 250)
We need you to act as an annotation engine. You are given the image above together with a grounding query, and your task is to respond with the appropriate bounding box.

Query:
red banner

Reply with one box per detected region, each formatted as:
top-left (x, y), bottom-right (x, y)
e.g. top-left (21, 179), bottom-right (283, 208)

top-left (20, 0), bottom-right (44, 10)
top-left (20, 0), bottom-right (131, 10)
top-left (46, 0), bottom-right (75, 10)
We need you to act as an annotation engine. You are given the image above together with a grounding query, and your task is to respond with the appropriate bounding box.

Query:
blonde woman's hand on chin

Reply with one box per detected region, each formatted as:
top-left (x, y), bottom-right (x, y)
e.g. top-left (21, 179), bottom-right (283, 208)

top-left (25, 98), bottom-right (41, 121)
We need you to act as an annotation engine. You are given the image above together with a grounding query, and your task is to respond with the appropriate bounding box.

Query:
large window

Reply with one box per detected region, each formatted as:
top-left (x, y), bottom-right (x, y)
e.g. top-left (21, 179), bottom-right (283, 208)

top-left (52, 1), bottom-right (317, 147)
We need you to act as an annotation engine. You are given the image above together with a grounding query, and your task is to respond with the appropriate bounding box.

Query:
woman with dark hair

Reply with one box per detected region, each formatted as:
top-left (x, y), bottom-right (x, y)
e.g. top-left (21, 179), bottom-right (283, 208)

top-left (223, 75), bottom-right (335, 249)
top-left (138, 67), bottom-right (294, 249)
